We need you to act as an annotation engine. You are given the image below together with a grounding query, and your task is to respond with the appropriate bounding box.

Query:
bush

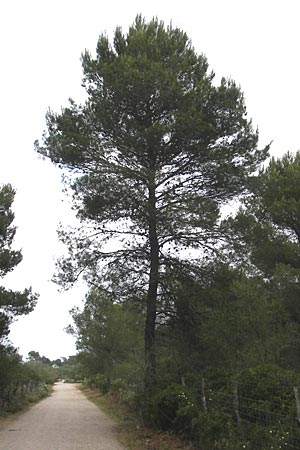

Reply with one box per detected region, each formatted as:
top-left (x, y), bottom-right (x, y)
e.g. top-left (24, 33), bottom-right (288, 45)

top-left (195, 410), bottom-right (241, 450)
top-left (89, 373), bottom-right (110, 394)
top-left (1, 383), bottom-right (51, 414)
top-left (137, 383), bottom-right (199, 437)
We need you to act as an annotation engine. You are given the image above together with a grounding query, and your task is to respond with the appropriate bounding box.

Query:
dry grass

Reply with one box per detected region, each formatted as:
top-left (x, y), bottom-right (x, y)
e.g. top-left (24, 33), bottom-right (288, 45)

top-left (79, 386), bottom-right (195, 450)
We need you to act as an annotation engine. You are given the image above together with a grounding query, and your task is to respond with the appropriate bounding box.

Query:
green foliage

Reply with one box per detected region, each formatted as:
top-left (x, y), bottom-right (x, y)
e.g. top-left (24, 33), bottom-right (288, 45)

top-left (57, 355), bottom-right (84, 382)
top-left (195, 409), bottom-right (240, 450)
top-left (137, 383), bottom-right (198, 436)
top-left (158, 264), bottom-right (291, 378)
top-left (224, 151), bottom-right (300, 274)
top-left (259, 151), bottom-right (300, 236)
top-left (91, 373), bottom-right (110, 394)
top-left (207, 277), bottom-right (289, 369)
top-left (27, 350), bottom-right (52, 365)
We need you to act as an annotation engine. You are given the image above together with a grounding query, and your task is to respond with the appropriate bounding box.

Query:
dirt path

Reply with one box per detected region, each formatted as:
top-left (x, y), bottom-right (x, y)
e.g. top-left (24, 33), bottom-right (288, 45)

top-left (0, 382), bottom-right (125, 450)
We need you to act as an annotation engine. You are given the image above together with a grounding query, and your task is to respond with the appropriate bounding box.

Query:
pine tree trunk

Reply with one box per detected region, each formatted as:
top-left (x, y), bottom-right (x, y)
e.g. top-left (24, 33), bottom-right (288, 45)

top-left (144, 182), bottom-right (159, 389)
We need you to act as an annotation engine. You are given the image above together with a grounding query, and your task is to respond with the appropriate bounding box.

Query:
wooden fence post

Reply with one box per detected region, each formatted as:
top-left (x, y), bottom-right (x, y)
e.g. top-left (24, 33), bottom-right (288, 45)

top-left (201, 378), bottom-right (208, 413)
top-left (232, 381), bottom-right (241, 425)
top-left (293, 386), bottom-right (300, 425)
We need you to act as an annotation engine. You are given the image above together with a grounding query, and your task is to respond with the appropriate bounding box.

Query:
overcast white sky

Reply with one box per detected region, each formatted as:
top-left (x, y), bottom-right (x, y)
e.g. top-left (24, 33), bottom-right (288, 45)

top-left (0, 0), bottom-right (299, 360)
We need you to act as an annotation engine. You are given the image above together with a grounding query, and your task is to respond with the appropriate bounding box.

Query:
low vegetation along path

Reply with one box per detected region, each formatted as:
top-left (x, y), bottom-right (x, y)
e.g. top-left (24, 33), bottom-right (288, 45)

top-left (0, 382), bottom-right (125, 450)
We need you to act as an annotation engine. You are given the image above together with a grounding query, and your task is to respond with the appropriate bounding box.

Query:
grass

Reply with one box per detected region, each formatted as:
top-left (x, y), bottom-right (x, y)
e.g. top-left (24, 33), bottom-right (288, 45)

top-left (79, 385), bottom-right (196, 450)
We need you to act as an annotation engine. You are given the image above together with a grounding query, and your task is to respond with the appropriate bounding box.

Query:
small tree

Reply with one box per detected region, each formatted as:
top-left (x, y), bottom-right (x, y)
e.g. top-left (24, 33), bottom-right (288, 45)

top-left (36, 16), bottom-right (268, 387)
top-left (0, 183), bottom-right (38, 343)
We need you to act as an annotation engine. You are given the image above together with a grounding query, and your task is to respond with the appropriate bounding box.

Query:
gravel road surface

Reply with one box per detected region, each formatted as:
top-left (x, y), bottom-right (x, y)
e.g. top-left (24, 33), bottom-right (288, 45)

top-left (0, 382), bottom-right (125, 450)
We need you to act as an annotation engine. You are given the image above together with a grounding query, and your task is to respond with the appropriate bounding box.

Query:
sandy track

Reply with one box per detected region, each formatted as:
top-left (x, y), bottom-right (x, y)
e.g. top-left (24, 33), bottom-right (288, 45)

top-left (0, 382), bottom-right (125, 450)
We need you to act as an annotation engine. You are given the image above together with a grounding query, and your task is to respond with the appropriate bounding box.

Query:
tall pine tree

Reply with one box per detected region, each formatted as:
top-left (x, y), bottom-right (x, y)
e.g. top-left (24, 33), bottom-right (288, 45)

top-left (36, 16), bottom-right (268, 387)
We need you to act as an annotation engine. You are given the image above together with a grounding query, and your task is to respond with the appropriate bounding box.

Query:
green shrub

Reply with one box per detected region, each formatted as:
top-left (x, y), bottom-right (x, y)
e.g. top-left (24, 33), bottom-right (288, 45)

top-left (2, 383), bottom-right (51, 413)
top-left (137, 383), bottom-right (199, 436)
top-left (92, 373), bottom-right (110, 394)
top-left (195, 410), bottom-right (241, 450)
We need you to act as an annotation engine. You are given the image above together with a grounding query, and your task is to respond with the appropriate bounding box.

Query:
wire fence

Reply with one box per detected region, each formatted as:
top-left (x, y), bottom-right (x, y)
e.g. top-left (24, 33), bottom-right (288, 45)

top-left (198, 377), bottom-right (300, 449)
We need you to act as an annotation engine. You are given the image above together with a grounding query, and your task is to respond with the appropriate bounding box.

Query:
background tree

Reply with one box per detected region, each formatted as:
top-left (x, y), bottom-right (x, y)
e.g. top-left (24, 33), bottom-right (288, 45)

top-left (23, 359), bottom-right (57, 385)
top-left (36, 16), bottom-right (268, 387)
top-left (67, 288), bottom-right (144, 386)
top-left (224, 151), bottom-right (300, 274)
top-left (0, 183), bottom-right (38, 343)
top-left (57, 355), bottom-right (84, 382)
top-left (155, 263), bottom-right (290, 382)
top-left (27, 350), bottom-right (51, 365)
top-left (223, 151), bottom-right (300, 368)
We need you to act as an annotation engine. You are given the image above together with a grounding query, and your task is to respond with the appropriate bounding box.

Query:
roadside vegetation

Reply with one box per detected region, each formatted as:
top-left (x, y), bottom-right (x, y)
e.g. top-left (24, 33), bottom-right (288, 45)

top-left (80, 384), bottom-right (195, 450)
top-left (0, 351), bottom-right (84, 415)
top-left (0, 183), bottom-right (44, 414)
top-left (0, 349), bottom-right (55, 414)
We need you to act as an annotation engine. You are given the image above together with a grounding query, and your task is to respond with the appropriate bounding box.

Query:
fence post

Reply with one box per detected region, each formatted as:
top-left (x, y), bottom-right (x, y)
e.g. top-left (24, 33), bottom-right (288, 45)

top-left (201, 378), bottom-right (208, 413)
top-left (293, 386), bottom-right (300, 425)
top-left (232, 381), bottom-right (241, 425)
